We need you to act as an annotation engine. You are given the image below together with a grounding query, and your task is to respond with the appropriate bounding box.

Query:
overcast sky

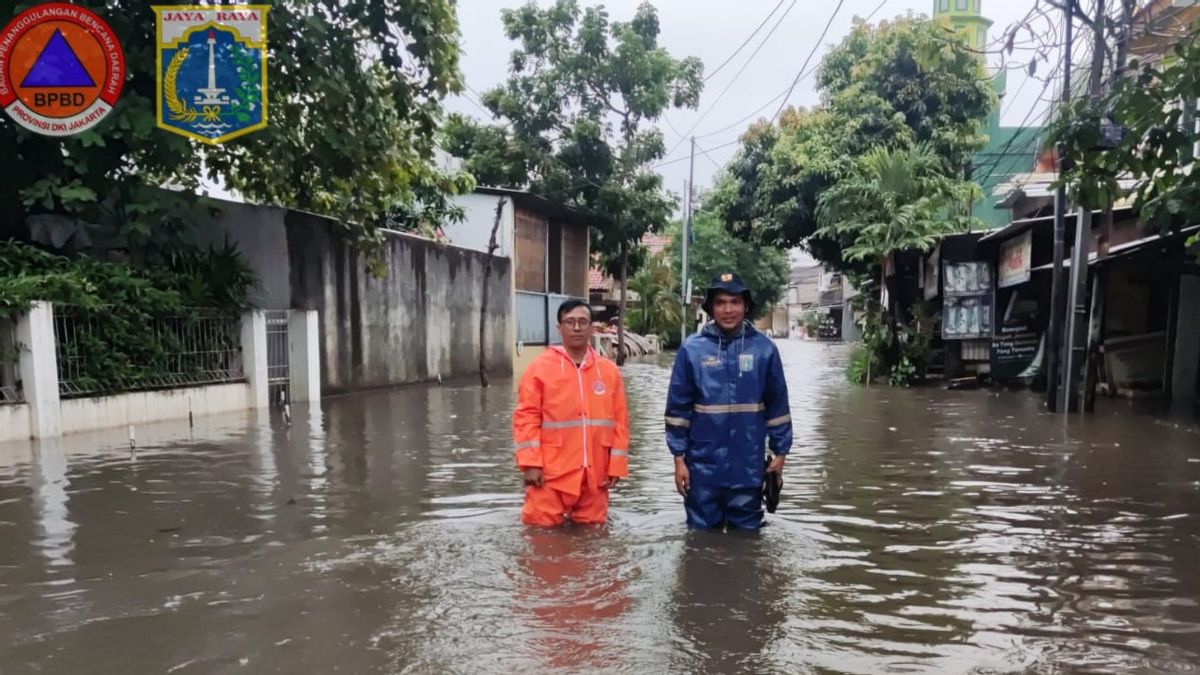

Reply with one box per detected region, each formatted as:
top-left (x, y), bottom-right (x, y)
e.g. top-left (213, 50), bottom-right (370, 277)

top-left (446, 0), bottom-right (1053, 202)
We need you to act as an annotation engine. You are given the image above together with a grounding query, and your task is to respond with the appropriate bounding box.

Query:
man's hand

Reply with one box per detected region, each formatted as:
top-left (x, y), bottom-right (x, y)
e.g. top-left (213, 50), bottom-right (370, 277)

top-left (522, 467), bottom-right (543, 488)
top-left (604, 476), bottom-right (621, 489)
top-left (673, 456), bottom-right (690, 497)
top-left (766, 454), bottom-right (786, 479)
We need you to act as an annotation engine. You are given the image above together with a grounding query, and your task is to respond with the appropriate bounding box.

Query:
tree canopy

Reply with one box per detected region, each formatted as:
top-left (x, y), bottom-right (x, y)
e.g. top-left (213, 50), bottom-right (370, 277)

top-left (1, 0), bottom-right (468, 254)
top-left (668, 213), bottom-right (789, 316)
top-left (442, 0), bottom-right (701, 360)
top-left (709, 15), bottom-right (995, 275)
top-left (442, 0), bottom-right (702, 268)
top-left (817, 144), bottom-right (979, 269)
top-left (1052, 28), bottom-right (1200, 251)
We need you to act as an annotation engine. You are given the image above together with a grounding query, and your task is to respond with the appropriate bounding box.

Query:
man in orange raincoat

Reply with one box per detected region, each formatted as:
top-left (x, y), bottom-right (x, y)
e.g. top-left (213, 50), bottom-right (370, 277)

top-left (513, 300), bottom-right (630, 526)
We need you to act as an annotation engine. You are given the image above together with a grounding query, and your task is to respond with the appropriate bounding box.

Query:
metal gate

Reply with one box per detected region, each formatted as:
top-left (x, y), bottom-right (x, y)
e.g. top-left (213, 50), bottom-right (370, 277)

top-left (265, 310), bottom-right (290, 406)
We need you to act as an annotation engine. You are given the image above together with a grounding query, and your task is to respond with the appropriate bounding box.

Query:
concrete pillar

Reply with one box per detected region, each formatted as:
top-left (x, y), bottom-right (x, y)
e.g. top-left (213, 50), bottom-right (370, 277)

top-left (288, 310), bottom-right (321, 403)
top-left (1173, 275), bottom-right (1200, 402)
top-left (17, 302), bottom-right (62, 439)
top-left (241, 310), bottom-right (269, 409)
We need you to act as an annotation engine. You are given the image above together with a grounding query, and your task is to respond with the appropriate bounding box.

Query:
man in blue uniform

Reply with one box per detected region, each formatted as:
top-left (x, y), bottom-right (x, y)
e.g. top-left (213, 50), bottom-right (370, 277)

top-left (664, 273), bottom-right (792, 530)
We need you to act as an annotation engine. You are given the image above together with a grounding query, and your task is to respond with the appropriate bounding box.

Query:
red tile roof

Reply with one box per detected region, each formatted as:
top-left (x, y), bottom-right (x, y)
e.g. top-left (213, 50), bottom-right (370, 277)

top-left (588, 266), bottom-right (611, 291)
top-left (588, 232), bottom-right (673, 292)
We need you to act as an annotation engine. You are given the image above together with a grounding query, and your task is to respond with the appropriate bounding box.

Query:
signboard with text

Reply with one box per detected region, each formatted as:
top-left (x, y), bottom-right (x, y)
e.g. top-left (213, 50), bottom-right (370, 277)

top-left (998, 231), bottom-right (1033, 288)
top-left (991, 318), bottom-right (1040, 379)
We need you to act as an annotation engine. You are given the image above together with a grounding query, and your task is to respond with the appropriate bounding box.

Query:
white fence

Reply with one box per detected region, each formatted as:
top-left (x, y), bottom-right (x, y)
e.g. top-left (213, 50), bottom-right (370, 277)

top-left (0, 317), bottom-right (20, 405)
top-left (0, 303), bottom-right (321, 443)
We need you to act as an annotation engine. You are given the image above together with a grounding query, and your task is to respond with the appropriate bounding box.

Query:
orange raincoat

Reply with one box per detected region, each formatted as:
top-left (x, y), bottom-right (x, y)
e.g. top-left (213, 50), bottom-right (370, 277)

top-left (513, 346), bottom-right (629, 525)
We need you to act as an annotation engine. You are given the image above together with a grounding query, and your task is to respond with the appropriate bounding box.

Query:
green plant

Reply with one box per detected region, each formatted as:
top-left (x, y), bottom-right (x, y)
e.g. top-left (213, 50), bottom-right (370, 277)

top-left (627, 253), bottom-right (682, 345)
top-left (0, 241), bottom-right (256, 395)
top-left (710, 15), bottom-right (995, 275)
top-left (802, 311), bottom-right (822, 336)
top-left (442, 0), bottom-right (703, 363)
top-left (667, 213), bottom-right (790, 317)
top-left (2, 0), bottom-right (466, 253)
top-left (889, 301), bottom-right (936, 386)
top-left (846, 343), bottom-right (880, 385)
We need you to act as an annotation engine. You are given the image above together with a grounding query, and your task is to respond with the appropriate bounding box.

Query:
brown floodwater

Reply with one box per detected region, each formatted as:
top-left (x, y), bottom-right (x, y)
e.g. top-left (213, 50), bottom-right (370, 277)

top-left (1, 340), bottom-right (1199, 674)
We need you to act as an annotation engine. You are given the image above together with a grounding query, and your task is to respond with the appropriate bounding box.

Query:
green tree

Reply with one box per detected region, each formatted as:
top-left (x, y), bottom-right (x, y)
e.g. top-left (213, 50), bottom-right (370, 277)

top-left (669, 213), bottom-right (789, 319)
top-left (711, 15), bottom-right (995, 275)
top-left (816, 144), bottom-right (979, 383)
top-left (1052, 30), bottom-right (1200, 253)
top-left (628, 253), bottom-right (682, 345)
top-left (1, 0), bottom-right (468, 256)
top-left (443, 0), bottom-right (702, 363)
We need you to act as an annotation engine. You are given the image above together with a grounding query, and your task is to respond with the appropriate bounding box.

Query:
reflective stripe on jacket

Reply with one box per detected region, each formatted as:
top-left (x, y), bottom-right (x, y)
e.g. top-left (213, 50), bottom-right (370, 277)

top-left (664, 321), bottom-right (792, 488)
top-left (513, 347), bottom-right (630, 494)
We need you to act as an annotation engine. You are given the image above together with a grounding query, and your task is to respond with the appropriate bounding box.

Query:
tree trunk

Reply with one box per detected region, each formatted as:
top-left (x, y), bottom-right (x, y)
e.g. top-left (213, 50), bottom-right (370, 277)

top-left (479, 199), bottom-right (506, 388)
top-left (617, 247), bottom-right (629, 366)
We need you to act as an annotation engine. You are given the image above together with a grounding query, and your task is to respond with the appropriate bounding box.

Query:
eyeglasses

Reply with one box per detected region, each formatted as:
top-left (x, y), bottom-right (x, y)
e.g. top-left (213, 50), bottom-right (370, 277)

top-left (560, 319), bottom-right (591, 329)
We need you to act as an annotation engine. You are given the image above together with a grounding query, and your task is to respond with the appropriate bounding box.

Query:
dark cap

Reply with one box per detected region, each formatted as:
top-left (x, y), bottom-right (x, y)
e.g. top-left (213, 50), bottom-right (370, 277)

top-left (702, 272), bottom-right (755, 315)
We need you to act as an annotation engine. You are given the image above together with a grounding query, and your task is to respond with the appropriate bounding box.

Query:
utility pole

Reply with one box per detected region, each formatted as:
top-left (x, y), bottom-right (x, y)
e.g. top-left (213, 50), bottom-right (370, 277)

top-left (1063, 0), bottom-right (1110, 413)
top-left (1046, 0), bottom-right (1074, 413)
top-left (682, 136), bottom-right (695, 343)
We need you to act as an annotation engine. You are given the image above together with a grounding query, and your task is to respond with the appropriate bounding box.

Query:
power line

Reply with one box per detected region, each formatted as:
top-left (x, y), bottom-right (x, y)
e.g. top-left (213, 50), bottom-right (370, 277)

top-left (695, 142), bottom-right (725, 172)
top-left (690, 0), bottom-right (889, 144)
top-left (695, 88), bottom-right (789, 140)
top-left (773, 0), bottom-right (847, 121)
top-left (703, 0), bottom-right (789, 83)
top-left (973, 41), bottom-right (1075, 191)
top-left (653, 139), bottom-right (740, 169)
top-left (663, 0), bottom-right (800, 158)
top-left (461, 83), bottom-right (494, 118)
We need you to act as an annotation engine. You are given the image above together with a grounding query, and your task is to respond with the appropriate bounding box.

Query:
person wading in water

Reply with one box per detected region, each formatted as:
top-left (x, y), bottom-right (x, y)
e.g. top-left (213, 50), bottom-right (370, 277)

top-left (664, 273), bottom-right (792, 530)
top-left (513, 300), bottom-right (630, 526)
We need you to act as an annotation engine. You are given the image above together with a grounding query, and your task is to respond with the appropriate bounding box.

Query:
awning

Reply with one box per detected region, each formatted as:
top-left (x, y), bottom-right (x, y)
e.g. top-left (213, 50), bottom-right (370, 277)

top-left (1030, 224), bottom-right (1200, 272)
top-left (978, 205), bottom-right (1136, 245)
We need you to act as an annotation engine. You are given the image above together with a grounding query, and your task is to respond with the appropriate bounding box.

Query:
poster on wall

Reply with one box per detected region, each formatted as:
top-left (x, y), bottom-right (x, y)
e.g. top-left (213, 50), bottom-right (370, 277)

top-left (943, 261), bottom-right (993, 297)
top-left (943, 295), bottom-right (993, 340)
top-left (998, 231), bottom-right (1033, 288)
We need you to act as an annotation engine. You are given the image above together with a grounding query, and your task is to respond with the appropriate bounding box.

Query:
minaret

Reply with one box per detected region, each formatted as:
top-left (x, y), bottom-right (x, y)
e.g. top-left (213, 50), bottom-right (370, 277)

top-left (932, 0), bottom-right (993, 52)
top-left (194, 28), bottom-right (230, 106)
top-left (935, 0), bottom-right (1003, 130)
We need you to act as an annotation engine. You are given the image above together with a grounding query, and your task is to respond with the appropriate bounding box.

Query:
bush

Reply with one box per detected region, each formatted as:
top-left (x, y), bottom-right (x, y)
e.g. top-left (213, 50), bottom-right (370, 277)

top-left (0, 239), bottom-right (255, 319)
top-left (846, 343), bottom-right (880, 385)
top-left (0, 240), bottom-right (258, 395)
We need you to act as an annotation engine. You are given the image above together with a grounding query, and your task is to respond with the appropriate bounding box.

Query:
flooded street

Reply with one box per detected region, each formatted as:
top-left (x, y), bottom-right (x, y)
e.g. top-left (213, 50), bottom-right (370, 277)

top-left (2, 340), bottom-right (1200, 673)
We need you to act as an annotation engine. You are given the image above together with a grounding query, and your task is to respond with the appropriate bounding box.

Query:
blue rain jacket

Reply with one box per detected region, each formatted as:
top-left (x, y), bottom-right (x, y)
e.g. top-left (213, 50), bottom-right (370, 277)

top-left (664, 321), bottom-right (793, 489)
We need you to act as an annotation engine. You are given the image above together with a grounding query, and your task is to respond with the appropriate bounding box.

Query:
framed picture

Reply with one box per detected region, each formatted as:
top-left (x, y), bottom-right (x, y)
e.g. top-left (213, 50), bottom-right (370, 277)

top-left (943, 261), bottom-right (993, 297)
top-left (943, 295), bottom-right (993, 340)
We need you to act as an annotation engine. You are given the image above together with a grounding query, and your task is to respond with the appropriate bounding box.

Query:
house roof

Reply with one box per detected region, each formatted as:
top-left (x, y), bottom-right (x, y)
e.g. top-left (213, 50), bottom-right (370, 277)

top-left (588, 266), bottom-right (611, 292)
top-left (977, 205), bottom-right (1136, 245)
top-left (473, 186), bottom-right (587, 225)
top-left (588, 232), bottom-right (674, 292)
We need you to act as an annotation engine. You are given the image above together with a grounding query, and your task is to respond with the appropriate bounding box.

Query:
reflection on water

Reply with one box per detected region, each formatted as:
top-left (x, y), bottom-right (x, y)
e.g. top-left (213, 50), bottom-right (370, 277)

top-left (0, 341), bottom-right (1198, 673)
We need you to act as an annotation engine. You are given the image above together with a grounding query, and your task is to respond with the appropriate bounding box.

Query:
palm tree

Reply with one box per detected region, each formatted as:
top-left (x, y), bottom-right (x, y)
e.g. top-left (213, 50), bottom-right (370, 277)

top-left (817, 144), bottom-right (977, 297)
top-left (628, 254), bottom-right (683, 344)
top-left (816, 144), bottom-right (979, 382)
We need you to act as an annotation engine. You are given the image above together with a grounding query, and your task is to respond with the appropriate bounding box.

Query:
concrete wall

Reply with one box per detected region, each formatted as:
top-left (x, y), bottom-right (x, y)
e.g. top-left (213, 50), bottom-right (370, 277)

top-left (59, 383), bottom-right (252, 436)
top-left (194, 201), bottom-right (292, 310)
top-left (1173, 274), bottom-right (1200, 401)
top-left (0, 404), bottom-right (32, 444)
top-left (202, 199), bottom-right (514, 394)
top-left (442, 193), bottom-right (516, 258)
